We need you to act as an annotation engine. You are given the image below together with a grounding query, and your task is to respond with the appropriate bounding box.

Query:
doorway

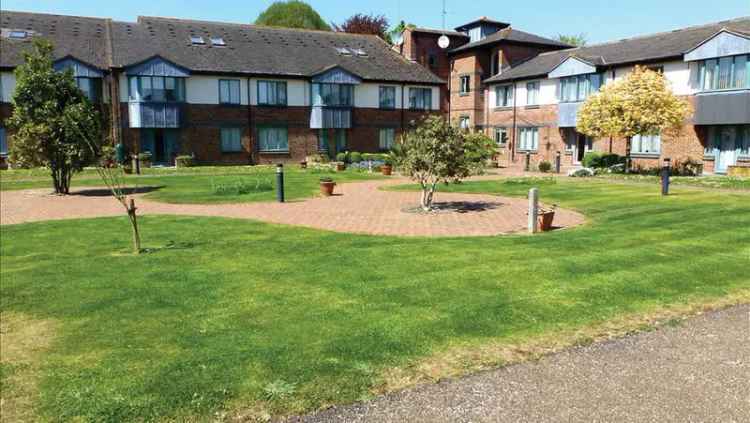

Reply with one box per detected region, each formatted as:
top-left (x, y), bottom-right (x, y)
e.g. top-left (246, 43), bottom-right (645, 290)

top-left (141, 129), bottom-right (180, 165)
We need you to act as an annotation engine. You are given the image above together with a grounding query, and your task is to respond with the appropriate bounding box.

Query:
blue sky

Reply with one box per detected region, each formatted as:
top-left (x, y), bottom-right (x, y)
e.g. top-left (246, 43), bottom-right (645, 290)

top-left (3, 0), bottom-right (749, 43)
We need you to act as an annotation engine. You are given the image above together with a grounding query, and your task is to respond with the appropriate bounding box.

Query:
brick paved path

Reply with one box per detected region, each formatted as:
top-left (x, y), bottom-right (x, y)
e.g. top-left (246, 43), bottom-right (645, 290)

top-left (0, 178), bottom-right (584, 237)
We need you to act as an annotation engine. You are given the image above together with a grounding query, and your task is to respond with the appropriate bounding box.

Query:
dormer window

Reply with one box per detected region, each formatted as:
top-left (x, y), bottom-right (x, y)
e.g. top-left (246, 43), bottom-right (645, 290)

top-left (190, 35), bottom-right (205, 45)
top-left (211, 36), bottom-right (226, 46)
top-left (9, 30), bottom-right (27, 39)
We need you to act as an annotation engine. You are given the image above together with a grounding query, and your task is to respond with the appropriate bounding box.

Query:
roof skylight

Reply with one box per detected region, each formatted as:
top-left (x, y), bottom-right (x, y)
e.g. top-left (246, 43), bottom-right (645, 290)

top-left (190, 35), bottom-right (205, 45)
top-left (353, 48), bottom-right (368, 57)
top-left (9, 30), bottom-right (27, 39)
top-left (211, 36), bottom-right (226, 46)
top-left (335, 47), bottom-right (352, 56)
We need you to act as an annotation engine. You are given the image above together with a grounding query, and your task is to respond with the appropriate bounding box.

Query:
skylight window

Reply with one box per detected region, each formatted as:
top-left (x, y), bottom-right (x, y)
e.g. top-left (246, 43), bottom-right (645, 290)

top-left (190, 35), bottom-right (205, 45)
top-left (8, 30), bottom-right (27, 39)
top-left (335, 47), bottom-right (352, 56)
top-left (211, 36), bottom-right (226, 46)
top-left (353, 48), bottom-right (368, 57)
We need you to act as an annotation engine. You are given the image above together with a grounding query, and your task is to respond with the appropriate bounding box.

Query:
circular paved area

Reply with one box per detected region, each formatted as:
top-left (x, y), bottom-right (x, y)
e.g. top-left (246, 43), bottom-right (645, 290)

top-left (0, 179), bottom-right (584, 237)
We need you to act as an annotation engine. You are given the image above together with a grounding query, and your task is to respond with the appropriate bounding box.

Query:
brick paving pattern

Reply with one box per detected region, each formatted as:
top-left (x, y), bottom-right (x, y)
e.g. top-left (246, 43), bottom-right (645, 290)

top-left (0, 178), bottom-right (584, 237)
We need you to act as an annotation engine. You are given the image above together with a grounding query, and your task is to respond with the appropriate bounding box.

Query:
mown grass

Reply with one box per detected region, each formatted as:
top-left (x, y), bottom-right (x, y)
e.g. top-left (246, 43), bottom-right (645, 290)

top-left (0, 165), bottom-right (382, 203)
top-left (1, 180), bottom-right (749, 421)
top-left (595, 173), bottom-right (750, 190)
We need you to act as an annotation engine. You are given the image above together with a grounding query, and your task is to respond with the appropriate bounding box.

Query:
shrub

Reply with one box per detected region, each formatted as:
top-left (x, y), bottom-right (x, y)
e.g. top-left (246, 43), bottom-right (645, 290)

top-left (600, 153), bottom-right (625, 168)
top-left (319, 176), bottom-right (334, 183)
top-left (306, 154), bottom-right (329, 164)
top-left (348, 151), bottom-right (362, 163)
top-left (537, 161), bottom-right (552, 173)
top-left (582, 152), bottom-right (602, 168)
top-left (568, 167), bottom-right (595, 177)
top-left (174, 155), bottom-right (195, 167)
top-left (583, 152), bottom-right (625, 169)
top-left (335, 152), bottom-right (348, 163)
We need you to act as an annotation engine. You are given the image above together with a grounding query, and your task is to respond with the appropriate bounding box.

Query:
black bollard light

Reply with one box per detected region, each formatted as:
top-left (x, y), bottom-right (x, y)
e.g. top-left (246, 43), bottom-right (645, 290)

top-left (276, 163), bottom-right (285, 202)
top-left (555, 151), bottom-right (561, 173)
top-left (661, 158), bottom-right (671, 196)
top-left (524, 152), bottom-right (531, 171)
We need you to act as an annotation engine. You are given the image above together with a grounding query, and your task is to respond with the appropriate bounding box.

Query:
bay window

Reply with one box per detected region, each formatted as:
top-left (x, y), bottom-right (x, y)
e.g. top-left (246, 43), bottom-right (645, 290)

top-left (518, 127), bottom-right (539, 151)
top-left (560, 73), bottom-right (602, 102)
top-left (128, 76), bottom-right (185, 102)
top-left (312, 83), bottom-right (353, 107)
top-left (697, 54), bottom-right (750, 91)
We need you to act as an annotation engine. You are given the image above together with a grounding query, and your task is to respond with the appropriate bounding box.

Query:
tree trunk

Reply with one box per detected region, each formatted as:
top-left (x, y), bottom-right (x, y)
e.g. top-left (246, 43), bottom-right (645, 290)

top-left (625, 136), bottom-right (632, 173)
top-left (127, 198), bottom-right (141, 254)
top-left (420, 183), bottom-right (437, 211)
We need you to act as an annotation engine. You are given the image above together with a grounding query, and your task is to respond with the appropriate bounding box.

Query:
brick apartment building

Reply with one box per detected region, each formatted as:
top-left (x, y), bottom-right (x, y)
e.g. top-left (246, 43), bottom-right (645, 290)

top-left (403, 16), bottom-right (750, 174)
top-left (0, 11), bottom-right (442, 165)
top-left (1, 10), bottom-right (749, 174)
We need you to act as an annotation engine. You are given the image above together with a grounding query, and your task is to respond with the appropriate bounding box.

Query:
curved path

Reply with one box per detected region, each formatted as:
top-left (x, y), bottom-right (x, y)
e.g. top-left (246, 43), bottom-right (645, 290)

top-left (0, 179), bottom-right (584, 237)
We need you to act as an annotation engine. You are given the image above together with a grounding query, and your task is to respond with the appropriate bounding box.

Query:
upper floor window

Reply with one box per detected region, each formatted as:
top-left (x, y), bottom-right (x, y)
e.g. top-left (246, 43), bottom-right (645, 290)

top-left (459, 76), bottom-right (470, 95)
top-left (75, 77), bottom-right (101, 102)
top-left (258, 80), bottom-right (287, 106)
top-left (518, 127), bottom-right (539, 151)
top-left (560, 73), bottom-right (602, 103)
top-left (128, 76), bottom-right (185, 102)
top-left (491, 52), bottom-right (501, 76)
top-left (379, 86), bottom-right (396, 109)
top-left (697, 54), bottom-right (749, 91)
top-left (495, 84), bottom-right (513, 107)
top-left (408, 88), bottom-right (432, 110)
top-left (632, 133), bottom-right (661, 155)
top-left (219, 79), bottom-right (241, 105)
top-left (312, 83), bottom-right (353, 107)
top-left (0, 127), bottom-right (7, 155)
top-left (526, 81), bottom-right (540, 106)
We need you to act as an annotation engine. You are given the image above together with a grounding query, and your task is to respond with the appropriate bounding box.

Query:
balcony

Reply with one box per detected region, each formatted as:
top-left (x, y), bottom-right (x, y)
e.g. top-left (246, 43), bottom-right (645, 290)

top-left (128, 102), bottom-right (182, 128)
top-left (693, 90), bottom-right (750, 125)
top-left (558, 102), bottom-right (582, 128)
top-left (310, 106), bottom-right (352, 129)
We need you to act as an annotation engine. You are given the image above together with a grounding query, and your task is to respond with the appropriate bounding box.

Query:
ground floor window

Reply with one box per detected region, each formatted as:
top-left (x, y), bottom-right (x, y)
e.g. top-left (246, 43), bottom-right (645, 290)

top-left (258, 126), bottom-right (288, 152)
top-left (221, 127), bottom-right (243, 152)
top-left (494, 127), bottom-right (508, 146)
top-left (0, 127), bottom-right (7, 155)
top-left (379, 128), bottom-right (395, 150)
top-left (459, 116), bottom-right (470, 130)
top-left (705, 125), bottom-right (750, 157)
top-left (518, 127), bottom-right (539, 151)
top-left (631, 133), bottom-right (661, 154)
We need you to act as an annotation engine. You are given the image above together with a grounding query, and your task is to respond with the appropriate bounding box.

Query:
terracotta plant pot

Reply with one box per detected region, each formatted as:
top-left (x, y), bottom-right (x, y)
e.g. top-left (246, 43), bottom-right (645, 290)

top-left (320, 181), bottom-right (336, 196)
top-left (538, 211), bottom-right (555, 232)
top-left (381, 164), bottom-right (393, 176)
top-left (336, 162), bottom-right (346, 171)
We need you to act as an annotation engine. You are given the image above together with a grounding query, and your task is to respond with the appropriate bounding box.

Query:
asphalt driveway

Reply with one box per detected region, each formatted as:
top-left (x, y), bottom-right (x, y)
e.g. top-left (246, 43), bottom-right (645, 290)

top-left (288, 304), bottom-right (750, 422)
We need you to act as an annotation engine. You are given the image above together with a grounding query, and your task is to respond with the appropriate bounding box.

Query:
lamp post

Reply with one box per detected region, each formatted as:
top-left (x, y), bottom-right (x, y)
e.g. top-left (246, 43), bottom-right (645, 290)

top-left (525, 151), bottom-right (531, 172)
top-left (661, 158), bottom-right (671, 196)
top-left (555, 151), bottom-right (561, 173)
top-left (276, 163), bottom-right (285, 202)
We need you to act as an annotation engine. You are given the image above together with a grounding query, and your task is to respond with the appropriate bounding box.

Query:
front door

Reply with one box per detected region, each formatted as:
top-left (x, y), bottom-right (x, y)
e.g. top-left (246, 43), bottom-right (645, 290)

top-left (714, 127), bottom-right (737, 174)
top-left (141, 129), bottom-right (180, 165)
top-left (576, 133), bottom-right (587, 164)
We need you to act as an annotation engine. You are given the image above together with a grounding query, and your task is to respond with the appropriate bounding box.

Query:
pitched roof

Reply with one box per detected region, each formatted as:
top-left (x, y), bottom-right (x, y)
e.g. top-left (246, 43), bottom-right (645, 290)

top-left (448, 27), bottom-right (572, 54)
top-left (0, 11), bottom-right (444, 84)
top-left (0, 10), bottom-right (110, 70)
top-left (411, 27), bottom-right (468, 38)
top-left (109, 16), bottom-right (443, 83)
top-left (486, 16), bottom-right (750, 83)
top-left (454, 17), bottom-right (510, 32)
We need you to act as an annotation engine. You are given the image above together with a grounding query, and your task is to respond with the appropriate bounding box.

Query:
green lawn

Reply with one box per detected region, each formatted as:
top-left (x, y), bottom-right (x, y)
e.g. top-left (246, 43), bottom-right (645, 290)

top-left (1, 180), bottom-right (749, 421)
top-left (594, 173), bottom-right (750, 190)
top-left (0, 165), bottom-right (382, 203)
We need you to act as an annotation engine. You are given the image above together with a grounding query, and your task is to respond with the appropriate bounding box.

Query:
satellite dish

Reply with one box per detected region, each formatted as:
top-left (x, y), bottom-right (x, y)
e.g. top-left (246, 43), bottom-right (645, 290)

top-left (393, 32), bottom-right (404, 46)
top-left (438, 35), bottom-right (450, 49)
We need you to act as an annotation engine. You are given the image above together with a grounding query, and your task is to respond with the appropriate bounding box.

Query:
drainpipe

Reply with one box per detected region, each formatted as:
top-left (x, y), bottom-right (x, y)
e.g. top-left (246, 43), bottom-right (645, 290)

top-left (511, 82), bottom-right (517, 163)
top-left (247, 77), bottom-right (254, 165)
top-left (400, 83), bottom-right (406, 131)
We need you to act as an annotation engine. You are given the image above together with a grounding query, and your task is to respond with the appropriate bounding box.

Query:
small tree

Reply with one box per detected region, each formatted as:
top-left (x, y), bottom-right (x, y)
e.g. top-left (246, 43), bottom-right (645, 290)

top-left (254, 1), bottom-right (331, 31)
top-left (333, 14), bottom-right (389, 41)
top-left (576, 66), bottom-right (691, 172)
top-left (557, 33), bottom-right (587, 47)
top-left (393, 116), bottom-right (494, 211)
top-left (8, 39), bottom-right (101, 194)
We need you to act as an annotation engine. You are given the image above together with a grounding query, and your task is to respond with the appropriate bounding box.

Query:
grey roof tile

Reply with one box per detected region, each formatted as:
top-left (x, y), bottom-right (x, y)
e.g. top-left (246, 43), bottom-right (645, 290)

top-left (486, 16), bottom-right (750, 83)
top-left (449, 27), bottom-right (572, 54)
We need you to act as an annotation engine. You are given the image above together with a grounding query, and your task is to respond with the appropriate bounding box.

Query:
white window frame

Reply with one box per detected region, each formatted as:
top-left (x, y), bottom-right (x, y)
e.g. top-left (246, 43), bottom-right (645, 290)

top-left (631, 133), bottom-right (661, 155)
top-left (495, 85), bottom-right (513, 108)
top-left (459, 75), bottom-right (470, 95)
top-left (526, 81), bottom-right (540, 106)
top-left (494, 127), bottom-right (508, 146)
top-left (518, 127), bottom-right (539, 151)
top-left (258, 126), bottom-right (289, 152)
top-left (219, 79), bottom-right (241, 105)
top-left (257, 80), bottom-right (287, 106)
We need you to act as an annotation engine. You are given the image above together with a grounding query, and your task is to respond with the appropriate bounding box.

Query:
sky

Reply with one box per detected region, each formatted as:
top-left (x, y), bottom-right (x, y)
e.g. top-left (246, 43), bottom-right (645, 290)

top-left (2, 0), bottom-right (749, 44)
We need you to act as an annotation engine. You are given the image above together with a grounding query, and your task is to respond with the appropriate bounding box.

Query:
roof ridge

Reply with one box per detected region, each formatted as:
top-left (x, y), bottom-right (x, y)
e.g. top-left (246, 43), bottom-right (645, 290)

top-left (135, 15), bottom-right (378, 38)
top-left (536, 15), bottom-right (750, 57)
top-left (0, 9), bottom-right (109, 21)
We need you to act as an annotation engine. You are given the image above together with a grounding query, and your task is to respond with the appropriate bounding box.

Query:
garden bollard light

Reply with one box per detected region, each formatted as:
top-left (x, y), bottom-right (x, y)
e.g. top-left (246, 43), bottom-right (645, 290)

top-left (661, 158), bottom-right (671, 196)
top-left (555, 151), bottom-right (561, 173)
top-left (528, 188), bottom-right (539, 234)
top-left (525, 152), bottom-right (531, 172)
top-left (276, 163), bottom-right (285, 203)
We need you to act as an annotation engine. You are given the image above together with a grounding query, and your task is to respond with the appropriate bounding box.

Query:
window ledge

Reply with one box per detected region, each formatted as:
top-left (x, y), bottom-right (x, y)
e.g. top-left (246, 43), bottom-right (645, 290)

top-left (738, 156), bottom-right (750, 162)
top-left (524, 105), bottom-right (540, 109)
top-left (703, 155), bottom-right (715, 161)
top-left (219, 103), bottom-right (243, 107)
top-left (630, 153), bottom-right (660, 159)
top-left (518, 150), bottom-right (538, 154)
top-left (696, 88), bottom-right (750, 95)
top-left (459, 93), bottom-right (470, 97)
top-left (492, 106), bottom-right (513, 111)
top-left (257, 104), bottom-right (288, 108)
top-left (258, 150), bottom-right (290, 155)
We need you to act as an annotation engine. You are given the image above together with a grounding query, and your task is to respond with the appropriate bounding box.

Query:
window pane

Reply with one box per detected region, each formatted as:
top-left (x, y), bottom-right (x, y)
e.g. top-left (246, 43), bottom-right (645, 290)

top-left (220, 80), bottom-right (230, 103)
top-left (277, 82), bottom-right (287, 105)
top-left (379, 128), bottom-right (395, 149)
top-left (718, 57), bottom-right (732, 89)
top-left (259, 127), bottom-right (288, 151)
top-left (221, 128), bottom-right (242, 152)
top-left (141, 77), bottom-right (152, 100)
top-left (0, 127), bottom-right (7, 155)
top-left (734, 55), bottom-right (747, 89)
top-left (231, 80), bottom-right (240, 104)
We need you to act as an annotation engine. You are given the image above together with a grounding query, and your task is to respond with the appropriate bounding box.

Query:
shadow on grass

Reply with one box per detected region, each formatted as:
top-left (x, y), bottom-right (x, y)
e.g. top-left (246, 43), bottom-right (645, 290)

top-left (72, 186), bottom-right (164, 197)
